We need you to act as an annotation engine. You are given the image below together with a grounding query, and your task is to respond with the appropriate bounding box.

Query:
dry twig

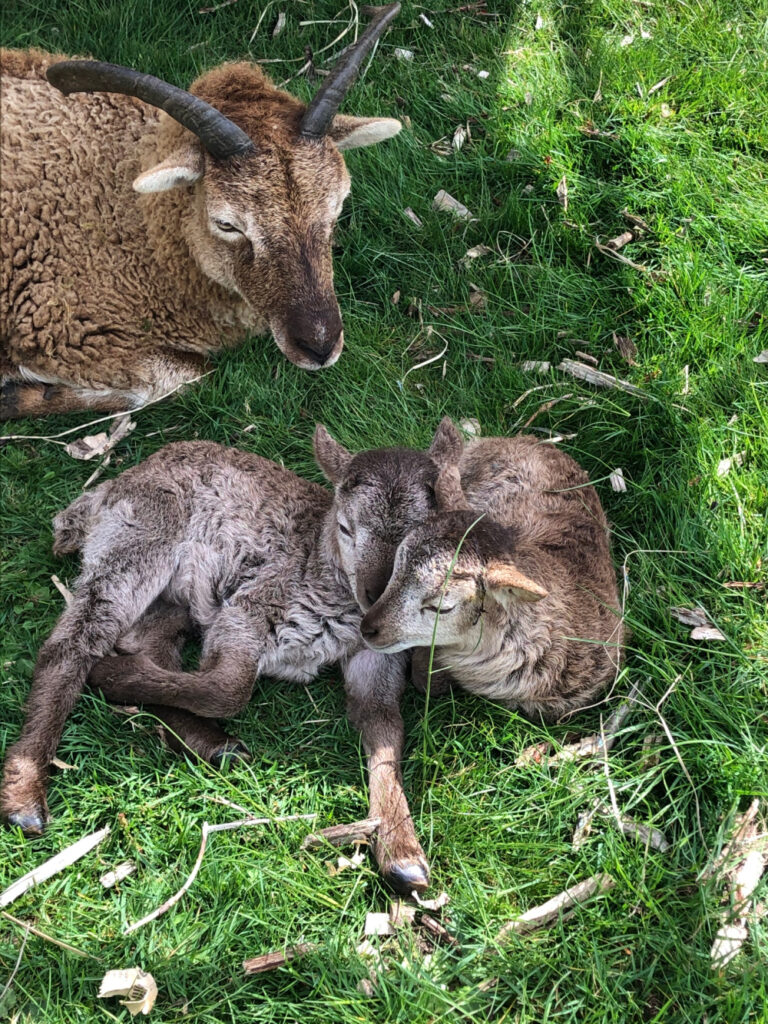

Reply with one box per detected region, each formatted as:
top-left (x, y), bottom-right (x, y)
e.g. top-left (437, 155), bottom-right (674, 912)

top-left (1, 826), bottom-right (110, 908)
top-left (243, 944), bottom-right (317, 975)
top-left (301, 817), bottom-right (381, 850)
top-left (496, 873), bottom-right (616, 939)
top-left (557, 359), bottom-right (647, 398)
top-left (1, 911), bottom-right (94, 958)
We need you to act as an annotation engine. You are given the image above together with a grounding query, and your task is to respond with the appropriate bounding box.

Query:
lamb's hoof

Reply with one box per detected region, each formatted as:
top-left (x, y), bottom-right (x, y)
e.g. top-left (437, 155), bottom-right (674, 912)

top-left (5, 806), bottom-right (49, 836)
top-left (384, 859), bottom-right (431, 895)
top-left (210, 741), bottom-right (251, 769)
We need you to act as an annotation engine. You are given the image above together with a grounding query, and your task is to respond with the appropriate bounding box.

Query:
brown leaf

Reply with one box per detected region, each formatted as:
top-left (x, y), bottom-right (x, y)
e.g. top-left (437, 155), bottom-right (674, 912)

top-left (556, 175), bottom-right (568, 210)
top-left (613, 332), bottom-right (638, 365)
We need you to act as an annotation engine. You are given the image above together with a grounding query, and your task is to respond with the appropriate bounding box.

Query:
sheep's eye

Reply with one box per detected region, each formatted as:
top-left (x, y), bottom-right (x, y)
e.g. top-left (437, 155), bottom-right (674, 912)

top-left (214, 219), bottom-right (241, 234)
top-left (338, 523), bottom-right (353, 539)
top-left (423, 603), bottom-right (454, 615)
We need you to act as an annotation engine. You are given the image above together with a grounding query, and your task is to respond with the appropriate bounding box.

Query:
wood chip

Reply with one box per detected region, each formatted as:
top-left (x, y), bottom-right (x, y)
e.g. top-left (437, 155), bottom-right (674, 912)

top-left (640, 733), bottom-right (664, 769)
top-left (496, 873), bottom-right (615, 939)
top-left (754, 350), bottom-right (768, 364)
top-left (670, 606), bottom-right (709, 627)
top-left (419, 12), bottom-right (433, 26)
top-left (50, 756), bottom-right (77, 771)
top-left (300, 817), bottom-right (380, 851)
top-left (622, 210), bottom-right (650, 232)
top-left (98, 968), bottom-right (157, 1017)
top-left (419, 912), bottom-right (459, 946)
top-left (604, 231), bottom-right (634, 251)
top-left (100, 861), bottom-right (137, 888)
top-left (394, 47), bottom-right (414, 60)
top-left (433, 190), bottom-right (475, 221)
top-left (690, 625), bottom-right (726, 641)
top-left (574, 351), bottom-right (598, 366)
top-left (610, 468), bottom-right (627, 492)
top-left (613, 332), bottom-right (638, 365)
top-left (1, 826), bottom-right (110, 907)
top-left (64, 414), bottom-right (135, 461)
top-left (556, 175), bottom-right (568, 210)
top-left (243, 943), bottom-right (316, 975)
top-left (403, 207), bottom-right (423, 228)
top-left (272, 11), bottom-right (286, 36)
top-left (51, 574), bottom-right (74, 606)
top-left (557, 359), bottom-right (647, 397)
top-left (365, 912), bottom-right (395, 937)
top-left (521, 360), bottom-right (551, 373)
top-left (717, 451), bottom-right (746, 477)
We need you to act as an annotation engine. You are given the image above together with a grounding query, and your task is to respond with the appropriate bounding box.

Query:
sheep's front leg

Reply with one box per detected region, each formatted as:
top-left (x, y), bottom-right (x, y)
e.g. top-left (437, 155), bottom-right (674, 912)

top-left (88, 605), bottom-right (262, 719)
top-left (1, 546), bottom-right (172, 834)
top-left (344, 649), bottom-right (430, 894)
top-left (102, 600), bottom-right (249, 766)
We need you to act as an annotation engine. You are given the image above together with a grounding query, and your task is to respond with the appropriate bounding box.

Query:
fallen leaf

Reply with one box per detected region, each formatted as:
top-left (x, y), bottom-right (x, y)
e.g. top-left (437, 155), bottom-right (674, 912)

top-left (610, 468), bottom-right (627, 492)
top-left (452, 124), bottom-right (468, 151)
top-left (613, 333), bottom-right (638, 365)
top-left (753, 351), bottom-right (768, 364)
top-left (391, 290), bottom-right (401, 304)
top-left (99, 968), bottom-right (158, 1017)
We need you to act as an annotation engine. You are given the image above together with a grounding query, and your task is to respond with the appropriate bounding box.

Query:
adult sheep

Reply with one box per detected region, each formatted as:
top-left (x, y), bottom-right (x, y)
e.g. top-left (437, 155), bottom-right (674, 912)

top-left (0, 4), bottom-right (401, 420)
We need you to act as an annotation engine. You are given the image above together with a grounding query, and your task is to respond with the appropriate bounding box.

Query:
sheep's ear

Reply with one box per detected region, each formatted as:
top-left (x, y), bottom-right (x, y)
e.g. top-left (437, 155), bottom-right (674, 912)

top-left (435, 465), bottom-right (469, 513)
top-left (132, 144), bottom-right (204, 193)
top-left (314, 424), bottom-right (353, 484)
top-left (327, 115), bottom-right (402, 150)
top-left (485, 560), bottom-right (548, 605)
top-left (428, 417), bottom-right (464, 468)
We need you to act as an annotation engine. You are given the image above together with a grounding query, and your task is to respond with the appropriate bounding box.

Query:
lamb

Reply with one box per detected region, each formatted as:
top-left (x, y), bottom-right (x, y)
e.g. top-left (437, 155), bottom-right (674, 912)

top-left (0, 424), bottom-right (456, 894)
top-left (0, 4), bottom-right (401, 420)
top-left (317, 420), bottom-right (625, 878)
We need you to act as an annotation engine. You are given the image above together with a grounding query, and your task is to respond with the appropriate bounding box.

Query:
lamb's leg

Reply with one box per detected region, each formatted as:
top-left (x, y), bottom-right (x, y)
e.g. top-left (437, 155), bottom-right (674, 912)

top-left (88, 606), bottom-right (262, 719)
top-left (1, 546), bottom-right (173, 834)
top-left (344, 649), bottom-right (430, 894)
top-left (99, 600), bottom-right (250, 766)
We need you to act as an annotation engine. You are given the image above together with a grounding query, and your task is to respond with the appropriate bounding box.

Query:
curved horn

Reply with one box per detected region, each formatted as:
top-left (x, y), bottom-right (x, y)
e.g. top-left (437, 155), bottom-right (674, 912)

top-left (299, 3), bottom-right (401, 141)
top-left (46, 61), bottom-right (254, 161)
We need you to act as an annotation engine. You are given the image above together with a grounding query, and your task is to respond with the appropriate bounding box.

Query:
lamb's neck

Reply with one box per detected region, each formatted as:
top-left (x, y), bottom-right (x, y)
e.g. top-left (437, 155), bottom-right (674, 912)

top-left (303, 512), bottom-right (355, 602)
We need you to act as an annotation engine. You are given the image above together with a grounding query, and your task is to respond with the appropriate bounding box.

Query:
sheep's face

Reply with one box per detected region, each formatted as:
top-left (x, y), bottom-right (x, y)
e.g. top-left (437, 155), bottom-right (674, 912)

top-left (359, 517), bottom-right (548, 654)
top-left (313, 419), bottom-right (465, 610)
top-left (133, 64), bottom-right (400, 371)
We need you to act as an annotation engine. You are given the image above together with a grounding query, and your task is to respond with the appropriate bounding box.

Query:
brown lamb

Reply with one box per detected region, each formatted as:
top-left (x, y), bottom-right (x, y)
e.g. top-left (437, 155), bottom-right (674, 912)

top-left (0, 11), bottom-right (401, 419)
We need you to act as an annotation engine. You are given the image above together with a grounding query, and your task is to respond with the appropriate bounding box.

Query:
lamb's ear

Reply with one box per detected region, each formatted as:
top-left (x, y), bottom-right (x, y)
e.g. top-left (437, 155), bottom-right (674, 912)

top-left (132, 144), bottom-right (204, 193)
top-left (314, 424), bottom-right (353, 484)
top-left (485, 560), bottom-right (548, 605)
top-left (435, 465), bottom-right (470, 512)
top-left (428, 417), bottom-right (464, 468)
top-left (327, 114), bottom-right (402, 150)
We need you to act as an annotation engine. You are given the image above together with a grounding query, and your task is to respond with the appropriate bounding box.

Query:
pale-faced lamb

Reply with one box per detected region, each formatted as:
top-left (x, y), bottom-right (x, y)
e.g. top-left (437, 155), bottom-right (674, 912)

top-left (0, 423), bottom-right (458, 894)
top-left (0, 4), bottom-right (401, 419)
top-left (316, 420), bottom-right (625, 880)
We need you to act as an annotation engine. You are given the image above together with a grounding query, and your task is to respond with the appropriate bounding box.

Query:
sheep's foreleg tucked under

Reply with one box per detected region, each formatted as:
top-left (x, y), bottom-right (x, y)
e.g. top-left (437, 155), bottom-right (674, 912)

top-left (0, 380), bottom-right (141, 420)
top-left (1, 545), bottom-right (173, 834)
top-left (88, 606), bottom-right (261, 719)
top-left (99, 599), bottom-right (250, 766)
top-left (344, 649), bottom-right (430, 894)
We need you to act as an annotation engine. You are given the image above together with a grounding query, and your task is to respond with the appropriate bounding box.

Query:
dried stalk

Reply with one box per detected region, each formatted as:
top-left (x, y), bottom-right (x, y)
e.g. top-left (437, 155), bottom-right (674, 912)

top-left (301, 817), bottom-right (381, 850)
top-left (1, 911), bottom-right (94, 958)
top-left (243, 943), bottom-right (316, 975)
top-left (496, 873), bottom-right (616, 939)
top-left (1, 826), bottom-right (110, 908)
top-left (557, 359), bottom-right (647, 398)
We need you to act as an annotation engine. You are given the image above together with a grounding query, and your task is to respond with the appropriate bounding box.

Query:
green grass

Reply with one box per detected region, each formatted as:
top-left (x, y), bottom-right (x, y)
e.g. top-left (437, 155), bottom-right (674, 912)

top-left (1, 0), bottom-right (767, 1021)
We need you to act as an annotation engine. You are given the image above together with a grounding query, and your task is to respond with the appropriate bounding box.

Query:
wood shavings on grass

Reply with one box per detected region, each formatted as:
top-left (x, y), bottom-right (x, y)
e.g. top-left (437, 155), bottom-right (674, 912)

top-left (100, 861), bottom-right (137, 888)
top-left (708, 800), bottom-right (767, 967)
top-left (98, 968), bottom-right (157, 1017)
top-left (300, 817), bottom-right (380, 850)
top-left (670, 606), bottom-right (725, 641)
top-left (243, 943), bottom-right (316, 975)
top-left (64, 413), bottom-right (135, 461)
top-left (557, 359), bottom-right (647, 397)
top-left (496, 873), bottom-right (616, 939)
top-left (547, 681), bottom-right (642, 764)
top-left (717, 451), bottom-right (746, 476)
top-left (1, 826), bottom-right (110, 908)
top-left (433, 189), bottom-right (475, 221)
top-left (610, 468), bottom-right (627, 492)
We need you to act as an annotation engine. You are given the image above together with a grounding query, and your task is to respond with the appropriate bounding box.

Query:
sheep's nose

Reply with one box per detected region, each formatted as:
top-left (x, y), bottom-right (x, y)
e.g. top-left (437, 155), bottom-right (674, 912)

top-left (294, 335), bottom-right (340, 365)
top-left (360, 619), bottom-right (379, 641)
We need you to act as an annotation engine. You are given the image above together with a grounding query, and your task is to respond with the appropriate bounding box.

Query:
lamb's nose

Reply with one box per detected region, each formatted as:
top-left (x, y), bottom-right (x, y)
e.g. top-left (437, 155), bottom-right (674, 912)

top-left (360, 619), bottom-right (379, 641)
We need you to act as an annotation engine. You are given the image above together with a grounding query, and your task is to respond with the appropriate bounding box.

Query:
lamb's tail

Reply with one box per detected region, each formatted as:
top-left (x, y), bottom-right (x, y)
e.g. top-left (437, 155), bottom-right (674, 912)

top-left (52, 483), bottom-right (110, 556)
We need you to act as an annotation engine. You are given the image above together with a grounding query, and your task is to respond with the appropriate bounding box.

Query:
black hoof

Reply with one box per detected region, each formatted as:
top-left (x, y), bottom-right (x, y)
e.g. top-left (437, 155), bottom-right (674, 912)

top-left (6, 808), bottom-right (48, 836)
top-left (210, 741), bottom-right (251, 769)
top-left (385, 860), bottom-right (431, 895)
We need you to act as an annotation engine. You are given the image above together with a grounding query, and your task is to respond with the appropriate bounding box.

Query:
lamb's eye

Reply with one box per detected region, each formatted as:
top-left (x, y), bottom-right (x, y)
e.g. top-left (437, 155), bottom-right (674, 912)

top-left (338, 523), bottom-right (353, 539)
top-left (214, 219), bottom-right (241, 234)
top-left (423, 604), bottom-right (454, 615)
